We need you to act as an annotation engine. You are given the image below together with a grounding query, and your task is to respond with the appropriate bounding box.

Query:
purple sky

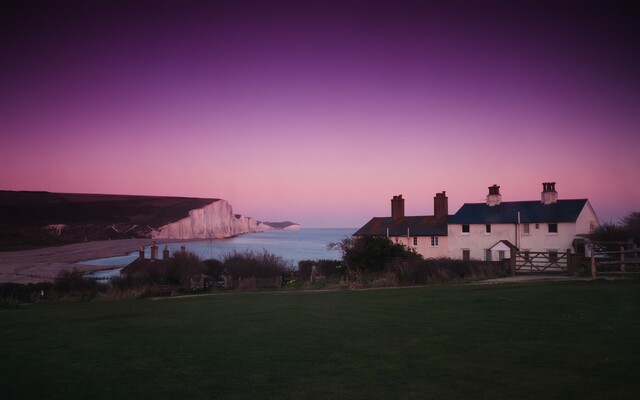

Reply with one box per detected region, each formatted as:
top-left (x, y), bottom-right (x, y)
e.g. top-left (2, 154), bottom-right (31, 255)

top-left (1, 1), bottom-right (638, 227)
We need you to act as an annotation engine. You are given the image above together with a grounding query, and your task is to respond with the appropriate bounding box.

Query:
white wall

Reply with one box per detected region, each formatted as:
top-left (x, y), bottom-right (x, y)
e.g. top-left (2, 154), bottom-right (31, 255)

top-left (447, 223), bottom-right (517, 260)
top-left (390, 235), bottom-right (449, 258)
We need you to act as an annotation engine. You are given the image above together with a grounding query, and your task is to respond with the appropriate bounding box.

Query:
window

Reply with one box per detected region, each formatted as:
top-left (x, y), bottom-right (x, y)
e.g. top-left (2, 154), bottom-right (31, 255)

top-left (485, 249), bottom-right (492, 261)
top-left (413, 237), bottom-right (418, 246)
top-left (431, 236), bottom-right (438, 247)
top-left (548, 223), bottom-right (558, 234)
top-left (462, 224), bottom-right (470, 234)
top-left (485, 224), bottom-right (491, 234)
top-left (523, 223), bottom-right (530, 234)
top-left (462, 249), bottom-right (470, 261)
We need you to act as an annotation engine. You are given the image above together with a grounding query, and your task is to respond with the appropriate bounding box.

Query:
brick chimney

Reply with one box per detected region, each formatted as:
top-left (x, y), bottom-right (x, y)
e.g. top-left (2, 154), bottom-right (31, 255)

top-left (150, 243), bottom-right (158, 261)
top-left (163, 245), bottom-right (170, 260)
top-left (541, 182), bottom-right (558, 205)
top-left (486, 185), bottom-right (502, 207)
top-left (434, 191), bottom-right (448, 219)
top-left (391, 195), bottom-right (405, 221)
top-left (138, 247), bottom-right (145, 260)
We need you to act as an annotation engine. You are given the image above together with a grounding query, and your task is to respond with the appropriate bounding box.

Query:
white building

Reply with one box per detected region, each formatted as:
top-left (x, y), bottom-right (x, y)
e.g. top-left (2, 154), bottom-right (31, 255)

top-left (447, 183), bottom-right (599, 260)
top-left (353, 192), bottom-right (450, 258)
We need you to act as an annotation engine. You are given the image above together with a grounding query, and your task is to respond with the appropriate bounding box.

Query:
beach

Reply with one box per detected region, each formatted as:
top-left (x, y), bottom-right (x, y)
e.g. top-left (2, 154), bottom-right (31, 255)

top-left (0, 239), bottom-right (161, 284)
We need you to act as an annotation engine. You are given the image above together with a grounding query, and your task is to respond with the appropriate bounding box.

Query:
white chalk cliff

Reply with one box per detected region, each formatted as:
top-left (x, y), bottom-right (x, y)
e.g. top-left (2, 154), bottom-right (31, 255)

top-left (151, 199), bottom-right (270, 239)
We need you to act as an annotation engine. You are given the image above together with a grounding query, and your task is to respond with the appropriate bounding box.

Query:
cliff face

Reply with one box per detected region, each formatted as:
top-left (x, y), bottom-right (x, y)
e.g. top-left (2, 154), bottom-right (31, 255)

top-left (152, 199), bottom-right (269, 239)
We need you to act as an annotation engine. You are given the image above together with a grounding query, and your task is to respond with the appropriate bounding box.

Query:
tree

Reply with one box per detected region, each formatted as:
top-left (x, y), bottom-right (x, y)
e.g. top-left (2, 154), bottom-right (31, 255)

top-left (592, 211), bottom-right (640, 244)
top-left (328, 236), bottom-right (421, 272)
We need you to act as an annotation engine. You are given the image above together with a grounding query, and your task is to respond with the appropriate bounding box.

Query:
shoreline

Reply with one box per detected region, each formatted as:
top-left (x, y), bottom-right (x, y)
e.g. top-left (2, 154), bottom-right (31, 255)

top-left (0, 238), bottom-right (193, 284)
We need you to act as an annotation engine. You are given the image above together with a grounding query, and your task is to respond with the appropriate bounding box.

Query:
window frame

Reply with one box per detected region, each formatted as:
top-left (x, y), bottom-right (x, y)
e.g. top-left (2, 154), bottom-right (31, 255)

top-left (548, 223), bottom-right (558, 234)
top-left (430, 236), bottom-right (439, 247)
top-left (485, 224), bottom-right (491, 234)
top-left (461, 224), bottom-right (470, 234)
top-left (523, 223), bottom-right (530, 235)
top-left (413, 236), bottom-right (418, 246)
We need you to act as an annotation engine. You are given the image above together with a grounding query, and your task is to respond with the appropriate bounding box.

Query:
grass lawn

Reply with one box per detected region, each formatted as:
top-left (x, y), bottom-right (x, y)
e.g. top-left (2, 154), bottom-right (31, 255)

top-left (1, 280), bottom-right (639, 399)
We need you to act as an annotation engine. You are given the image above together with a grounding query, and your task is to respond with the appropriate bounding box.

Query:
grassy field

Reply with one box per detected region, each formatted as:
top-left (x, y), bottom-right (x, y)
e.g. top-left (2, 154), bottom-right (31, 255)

top-left (1, 280), bottom-right (639, 399)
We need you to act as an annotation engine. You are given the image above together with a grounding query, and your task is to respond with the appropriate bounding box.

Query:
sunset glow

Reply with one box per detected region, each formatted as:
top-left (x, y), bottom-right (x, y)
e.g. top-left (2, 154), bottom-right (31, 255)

top-left (1, 1), bottom-right (638, 227)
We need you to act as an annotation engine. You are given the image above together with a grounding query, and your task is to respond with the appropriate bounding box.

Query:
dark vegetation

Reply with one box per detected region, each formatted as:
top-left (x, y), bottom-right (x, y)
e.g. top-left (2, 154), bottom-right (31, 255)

top-left (0, 190), bottom-right (217, 250)
top-left (591, 211), bottom-right (640, 244)
top-left (3, 235), bottom-right (511, 304)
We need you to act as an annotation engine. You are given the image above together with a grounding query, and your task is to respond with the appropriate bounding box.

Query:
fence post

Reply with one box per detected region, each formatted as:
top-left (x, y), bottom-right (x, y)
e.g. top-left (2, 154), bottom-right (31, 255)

top-left (566, 249), bottom-right (572, 274)
top-left (510, 247), bottom-right (516, 276)
top-left (620, 246), bottom-right (626, 272)
top-left (590, 245), bottom-right (596, 280)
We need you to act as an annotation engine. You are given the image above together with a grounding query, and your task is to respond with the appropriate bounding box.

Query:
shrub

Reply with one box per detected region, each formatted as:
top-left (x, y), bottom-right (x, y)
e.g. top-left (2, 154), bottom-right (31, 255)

top-left (203, 258), bottom-right (225, 280)
top-left (297, 259), bottom-right (343, 281)
top-left (223, 249), bottom-right (289, 279)
top-left (165, 250), bottom-right (207, 286)
top-left (0, 282), bottom-right (52, 304)
top-left (53, 268), bottom-right (103, 298)
top-left (328, 236), bottom-right (421, 272)
top-left (391, 258), bottom-right (509, 285)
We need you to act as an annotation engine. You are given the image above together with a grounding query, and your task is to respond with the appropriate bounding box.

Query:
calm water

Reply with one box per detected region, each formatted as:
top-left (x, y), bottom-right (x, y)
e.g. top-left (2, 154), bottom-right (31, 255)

top-left (82, 228), bottom-right (356, 277)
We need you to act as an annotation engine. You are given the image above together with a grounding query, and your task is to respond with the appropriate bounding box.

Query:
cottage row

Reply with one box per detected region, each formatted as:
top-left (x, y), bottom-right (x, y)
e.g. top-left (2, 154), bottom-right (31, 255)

top-left (353, 182), bottom-right (599, 261)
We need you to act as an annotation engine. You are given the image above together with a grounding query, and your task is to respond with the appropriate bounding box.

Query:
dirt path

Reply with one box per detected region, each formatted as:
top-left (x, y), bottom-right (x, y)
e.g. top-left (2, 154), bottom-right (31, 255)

top-left (471, 275), bottom-right (590, 284)
top-left (0, 239), bottom-right (160, 284)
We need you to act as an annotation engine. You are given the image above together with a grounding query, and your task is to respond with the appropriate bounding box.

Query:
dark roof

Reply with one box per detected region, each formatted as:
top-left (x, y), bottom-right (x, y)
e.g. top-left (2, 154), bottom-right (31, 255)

top-left (448, 200), bottom-right (588, 224)
top-left (353, 216), bottom-right (449, 237)
top-left (121, 258), bottom-right (172, 277)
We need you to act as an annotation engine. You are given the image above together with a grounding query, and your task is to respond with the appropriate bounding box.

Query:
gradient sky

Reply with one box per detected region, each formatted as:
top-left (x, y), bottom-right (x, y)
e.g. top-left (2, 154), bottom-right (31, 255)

top-left (1, 0), bottom-right (638, 227)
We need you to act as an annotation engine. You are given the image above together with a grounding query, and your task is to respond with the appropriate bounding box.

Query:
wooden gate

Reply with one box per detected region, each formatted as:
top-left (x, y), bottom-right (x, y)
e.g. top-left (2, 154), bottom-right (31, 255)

top-left (512, 250), bottom-right (569, 274)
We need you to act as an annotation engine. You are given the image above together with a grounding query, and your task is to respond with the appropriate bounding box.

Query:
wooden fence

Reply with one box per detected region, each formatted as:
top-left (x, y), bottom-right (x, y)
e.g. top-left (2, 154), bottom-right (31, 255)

top-left (588, 241), bottom-right (640, 279)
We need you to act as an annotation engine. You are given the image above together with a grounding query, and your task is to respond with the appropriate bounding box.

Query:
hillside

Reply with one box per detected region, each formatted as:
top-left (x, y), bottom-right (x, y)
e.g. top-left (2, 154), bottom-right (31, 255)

top-left (0, 191), bottom-right (218, 250)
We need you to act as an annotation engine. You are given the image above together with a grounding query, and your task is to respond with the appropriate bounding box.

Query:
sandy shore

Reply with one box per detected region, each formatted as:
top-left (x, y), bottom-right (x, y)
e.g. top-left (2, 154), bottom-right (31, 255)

top-left (0, 239), bottom-right (168, 284)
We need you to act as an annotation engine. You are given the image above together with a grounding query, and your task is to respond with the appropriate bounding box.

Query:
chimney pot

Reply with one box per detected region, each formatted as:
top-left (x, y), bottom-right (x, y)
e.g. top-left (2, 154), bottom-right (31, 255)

top-left (541, 182), bottom-right (558, 205)
top-left (150, 243), bottom-right (158, 261)
top-left (487, 185), bottom-right (502, 206)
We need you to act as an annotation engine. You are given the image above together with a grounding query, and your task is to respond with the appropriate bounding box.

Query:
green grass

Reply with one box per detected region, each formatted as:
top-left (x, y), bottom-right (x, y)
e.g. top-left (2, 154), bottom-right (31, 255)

top-left (1, 280), bottom-right (639, 399)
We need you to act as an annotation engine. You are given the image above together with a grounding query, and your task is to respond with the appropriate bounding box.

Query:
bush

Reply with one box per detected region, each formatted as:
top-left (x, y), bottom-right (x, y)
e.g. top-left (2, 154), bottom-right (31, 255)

top-left (391, 258), bottom-right (509, 285)
top-left (203, 258), bottom-right (225, 280)
top-left (0, 282), bottom-right (52, 305)
top-left (165, 251), bottom-right (207, 286)
top-left (53, 268), bottom-right (104, 298)
top-left (222, 249), bottom-right (289, 279)
top-left (297, 259), bottom-right (343, 281)
top-left (329, 236), bottom-right (421, 272)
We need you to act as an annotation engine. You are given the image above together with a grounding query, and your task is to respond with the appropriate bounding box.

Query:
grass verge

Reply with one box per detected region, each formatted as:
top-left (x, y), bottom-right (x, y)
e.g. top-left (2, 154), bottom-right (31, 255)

top-left (1, 280), bottom-right (639, 399)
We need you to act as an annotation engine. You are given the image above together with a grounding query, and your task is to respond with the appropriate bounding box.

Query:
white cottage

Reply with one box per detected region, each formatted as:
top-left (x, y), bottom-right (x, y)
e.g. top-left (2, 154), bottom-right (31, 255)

top-left (353, 192), bottom-right (450, 258)
top-left (447, 183), bottom-right (599, 260)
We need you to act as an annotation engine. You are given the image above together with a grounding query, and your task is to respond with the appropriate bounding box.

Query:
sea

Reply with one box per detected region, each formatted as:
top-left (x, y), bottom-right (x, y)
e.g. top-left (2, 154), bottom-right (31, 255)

top-left (82, 228), bottom-right (356, 279)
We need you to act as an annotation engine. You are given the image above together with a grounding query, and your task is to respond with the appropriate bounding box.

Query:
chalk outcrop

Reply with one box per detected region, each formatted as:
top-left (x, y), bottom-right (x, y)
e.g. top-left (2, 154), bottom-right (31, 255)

top-left (152, 200), bottom-right (269, 239)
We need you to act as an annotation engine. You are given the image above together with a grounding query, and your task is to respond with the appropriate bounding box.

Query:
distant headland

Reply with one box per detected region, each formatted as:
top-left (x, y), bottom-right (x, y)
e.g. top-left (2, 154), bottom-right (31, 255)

top-left (0, 191), bottom-right (298, 250)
